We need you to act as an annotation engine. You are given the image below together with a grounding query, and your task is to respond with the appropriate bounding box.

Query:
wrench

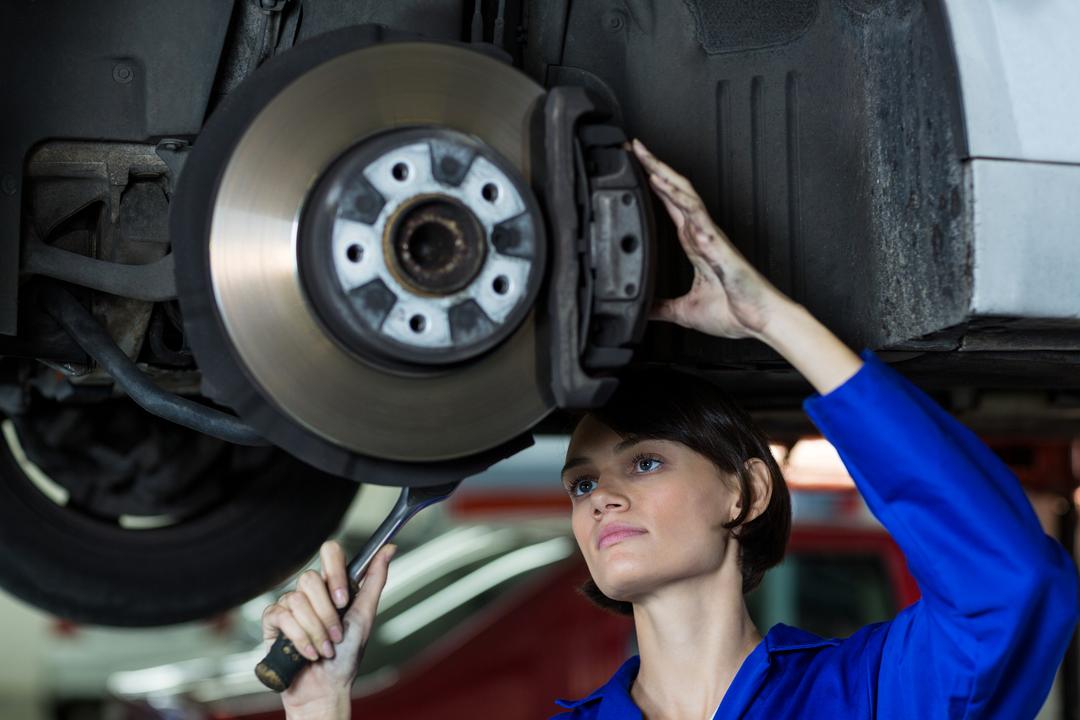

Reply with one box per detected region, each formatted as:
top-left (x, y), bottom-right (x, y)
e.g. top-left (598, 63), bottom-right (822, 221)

top-left (255, 480), bottom-right (463, 692)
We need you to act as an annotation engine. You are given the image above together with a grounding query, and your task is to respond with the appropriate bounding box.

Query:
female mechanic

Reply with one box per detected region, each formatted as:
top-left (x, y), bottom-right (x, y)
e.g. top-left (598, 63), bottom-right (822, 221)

top-left (262, 139), bottom-right (1079, 720)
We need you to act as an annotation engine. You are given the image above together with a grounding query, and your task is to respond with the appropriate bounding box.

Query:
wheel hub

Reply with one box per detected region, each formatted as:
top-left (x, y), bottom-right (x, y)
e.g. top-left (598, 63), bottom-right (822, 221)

top-left (299, 128), bottom-right (543, 366)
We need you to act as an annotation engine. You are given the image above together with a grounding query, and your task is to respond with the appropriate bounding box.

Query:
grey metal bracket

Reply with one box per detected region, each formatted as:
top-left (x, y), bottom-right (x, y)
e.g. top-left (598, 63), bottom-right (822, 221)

top-left (23, 234), bottom-right (177, 302)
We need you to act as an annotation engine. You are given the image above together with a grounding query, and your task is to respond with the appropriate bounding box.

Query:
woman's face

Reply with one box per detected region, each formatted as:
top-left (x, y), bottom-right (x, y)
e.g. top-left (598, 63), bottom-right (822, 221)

top-left (563, 414), bottom-right (744, 604)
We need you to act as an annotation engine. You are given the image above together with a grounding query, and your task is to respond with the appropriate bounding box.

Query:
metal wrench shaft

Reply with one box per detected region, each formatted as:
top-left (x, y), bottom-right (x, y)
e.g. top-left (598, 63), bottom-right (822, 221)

top-left (255, 480), bottom-right (462, 692)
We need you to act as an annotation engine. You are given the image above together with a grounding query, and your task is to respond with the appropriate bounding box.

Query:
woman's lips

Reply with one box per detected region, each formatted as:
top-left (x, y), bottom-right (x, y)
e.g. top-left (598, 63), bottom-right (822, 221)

top-left (597, 526), bottom-right (648, 549)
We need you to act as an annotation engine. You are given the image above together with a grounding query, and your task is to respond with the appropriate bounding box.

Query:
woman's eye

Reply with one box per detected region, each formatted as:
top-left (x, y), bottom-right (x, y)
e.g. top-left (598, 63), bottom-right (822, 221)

top-left (570, 478), bottom-right (596, 497)
top-left (634, 456), bottom-right (662, 473)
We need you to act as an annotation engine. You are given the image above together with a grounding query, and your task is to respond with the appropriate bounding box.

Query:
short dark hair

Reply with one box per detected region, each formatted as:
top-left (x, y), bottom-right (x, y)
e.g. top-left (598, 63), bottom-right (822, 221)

top-left (575, 365), bottom-right (791, 616)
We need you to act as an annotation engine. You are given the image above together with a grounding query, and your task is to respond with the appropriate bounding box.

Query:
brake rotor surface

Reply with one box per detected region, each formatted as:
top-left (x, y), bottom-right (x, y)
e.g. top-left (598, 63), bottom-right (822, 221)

top-left (205, 42), bottom-right (552, 462)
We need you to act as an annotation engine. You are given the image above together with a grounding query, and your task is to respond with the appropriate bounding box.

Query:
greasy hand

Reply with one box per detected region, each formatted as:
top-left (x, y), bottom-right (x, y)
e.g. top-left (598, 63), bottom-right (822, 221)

top-left (261, 540), bottom-right (396, 719)
top-left (629, 138), bottom-right (788, 340)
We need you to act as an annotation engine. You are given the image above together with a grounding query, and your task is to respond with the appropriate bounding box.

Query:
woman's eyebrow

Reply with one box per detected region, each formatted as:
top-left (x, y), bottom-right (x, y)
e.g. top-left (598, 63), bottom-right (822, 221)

top-left (560, 438), bottom-right (644, 476)
top-left (560, 456), bottom-right (589, 476)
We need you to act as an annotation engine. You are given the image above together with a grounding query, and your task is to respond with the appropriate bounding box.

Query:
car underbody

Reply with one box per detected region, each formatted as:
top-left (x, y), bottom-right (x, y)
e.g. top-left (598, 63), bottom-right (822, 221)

top-left (0, 0), bottom-right (1077, 625)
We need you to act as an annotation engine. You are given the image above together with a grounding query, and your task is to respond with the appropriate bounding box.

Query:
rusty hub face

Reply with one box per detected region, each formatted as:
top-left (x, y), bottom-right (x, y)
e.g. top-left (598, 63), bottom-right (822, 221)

top-left (388, 196), bottom-right (486, 296)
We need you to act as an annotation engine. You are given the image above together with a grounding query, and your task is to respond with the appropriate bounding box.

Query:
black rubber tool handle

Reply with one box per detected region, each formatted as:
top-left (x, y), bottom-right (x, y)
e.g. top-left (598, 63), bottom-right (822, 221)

top-left (255, 480), bottom-right (463, 692)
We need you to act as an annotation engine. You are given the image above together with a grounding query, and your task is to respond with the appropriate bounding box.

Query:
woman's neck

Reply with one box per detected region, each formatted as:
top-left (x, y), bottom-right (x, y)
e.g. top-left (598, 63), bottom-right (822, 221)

top-left (629, 547), bottom-right (763, 720)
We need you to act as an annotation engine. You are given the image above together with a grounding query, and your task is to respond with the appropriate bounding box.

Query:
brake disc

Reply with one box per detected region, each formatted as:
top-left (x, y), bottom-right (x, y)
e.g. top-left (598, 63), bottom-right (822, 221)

top-left (174, 26), bottom-right (654, 483)
top-left (174, 29), bottom-right (551, 470)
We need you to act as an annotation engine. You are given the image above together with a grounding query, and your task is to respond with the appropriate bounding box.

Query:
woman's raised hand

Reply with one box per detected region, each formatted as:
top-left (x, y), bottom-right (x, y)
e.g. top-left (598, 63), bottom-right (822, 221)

top-left (261, 540), bottom-right (396, 720)
top-left (630, 138), bottom-right (863, 392)
top-left (629, 138), bottom-right (789, 340)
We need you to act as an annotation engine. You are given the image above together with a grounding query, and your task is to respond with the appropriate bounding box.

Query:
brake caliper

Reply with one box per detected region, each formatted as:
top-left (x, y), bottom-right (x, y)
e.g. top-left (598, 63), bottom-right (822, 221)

top-left (539, 86), bottom-right (654, 409)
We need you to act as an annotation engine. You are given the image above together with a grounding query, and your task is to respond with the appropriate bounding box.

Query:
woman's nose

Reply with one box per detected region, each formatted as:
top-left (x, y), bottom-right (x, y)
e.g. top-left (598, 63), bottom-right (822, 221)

top-left (590, 483), bottom-right (628, 512)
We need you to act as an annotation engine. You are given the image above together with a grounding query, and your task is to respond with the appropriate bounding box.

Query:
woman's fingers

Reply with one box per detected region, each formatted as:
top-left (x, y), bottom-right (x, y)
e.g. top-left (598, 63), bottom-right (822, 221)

top-left (650, 179), bottom-right (686, 232)
top-left (284, 590), bottom-right (337, 660)
top-left (651, 172), bottom-right (706, 220)
top-left (631, 138), bottom-right (719, 257)
top-left (641, 153), bottom-right (733, 260)
top-left (263, 597), bottom-right (321, 662)
top-left (646, 170), bottom-right (716, 271)
top-left (631, 139), bottom-right (698, 198)
top-left (319, 541), bottom-right (350, 610)
top-left (631, 139), bottom-right (708, 233)
top-left (259, 538), bottom-right (397, 696)
top-left (297, 570), bottom-right (344, 645)
top-left (647, 169), bottom-right (726, 263)
top-left (650, 171), bottom-right (745, 276)
top-left (343, 544), bottom-right (397, 641)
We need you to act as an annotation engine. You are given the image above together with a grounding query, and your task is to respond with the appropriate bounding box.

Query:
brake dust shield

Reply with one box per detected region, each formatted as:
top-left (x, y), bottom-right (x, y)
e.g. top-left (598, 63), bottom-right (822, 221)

top-left (174, 33), bottom-right (553, 470)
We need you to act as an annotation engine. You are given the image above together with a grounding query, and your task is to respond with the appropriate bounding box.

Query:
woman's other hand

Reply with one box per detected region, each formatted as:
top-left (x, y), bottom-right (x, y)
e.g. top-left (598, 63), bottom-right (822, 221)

top-left (261, 540), bottom-right (397, 720)
top-left (630, 138), bottom-right (862, 393)
top-left (629, 138), bottom-right (790, 340)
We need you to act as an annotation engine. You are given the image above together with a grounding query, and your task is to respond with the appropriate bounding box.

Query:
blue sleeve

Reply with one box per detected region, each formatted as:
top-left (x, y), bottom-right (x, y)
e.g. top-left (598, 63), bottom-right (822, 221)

top-left (803, 350), bottom-right (1080, 719)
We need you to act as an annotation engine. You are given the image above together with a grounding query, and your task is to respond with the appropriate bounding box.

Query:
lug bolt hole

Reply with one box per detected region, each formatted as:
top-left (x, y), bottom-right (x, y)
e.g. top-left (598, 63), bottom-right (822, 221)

top-left (346, 244), bottom-right (363, 263)
top-left (392, 163), bottom-right (410, 181)
top-left (409, 315), bottom-right (427, 333)
top-left (481, 183), bottom-right (499, 203)
top-left (625, 283), bottom-right (637, 295)
top-left (493, 275), bottom-right (510, 295)
top-left (621, 192), bottom-right (633, 206)
top-left (621, 235), bottom-right (639, 253)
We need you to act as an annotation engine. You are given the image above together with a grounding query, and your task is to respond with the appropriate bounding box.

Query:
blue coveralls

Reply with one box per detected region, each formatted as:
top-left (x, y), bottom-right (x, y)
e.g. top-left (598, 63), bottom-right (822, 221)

top-left (552, 350), bottom-right (1080, 719)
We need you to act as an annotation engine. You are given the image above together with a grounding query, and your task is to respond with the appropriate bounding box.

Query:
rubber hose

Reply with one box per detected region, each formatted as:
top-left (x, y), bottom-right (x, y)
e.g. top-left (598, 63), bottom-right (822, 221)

top-left (40, 285), bottom-right (269, 447)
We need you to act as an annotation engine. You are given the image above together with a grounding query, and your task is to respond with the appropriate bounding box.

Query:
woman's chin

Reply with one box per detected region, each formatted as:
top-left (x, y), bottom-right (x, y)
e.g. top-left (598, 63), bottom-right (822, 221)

top-left (595, 566), bottom-right (655, 603)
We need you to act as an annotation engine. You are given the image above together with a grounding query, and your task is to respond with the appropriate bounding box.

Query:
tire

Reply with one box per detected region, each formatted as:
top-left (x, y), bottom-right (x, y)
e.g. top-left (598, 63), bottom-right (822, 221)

top-left (0, 413), bottom-right (359, 627)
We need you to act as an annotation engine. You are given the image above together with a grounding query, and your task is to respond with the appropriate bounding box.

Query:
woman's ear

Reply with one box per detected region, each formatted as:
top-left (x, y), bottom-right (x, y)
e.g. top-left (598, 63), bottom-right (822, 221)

top-left (739, 457), bottom-right (773, 523)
